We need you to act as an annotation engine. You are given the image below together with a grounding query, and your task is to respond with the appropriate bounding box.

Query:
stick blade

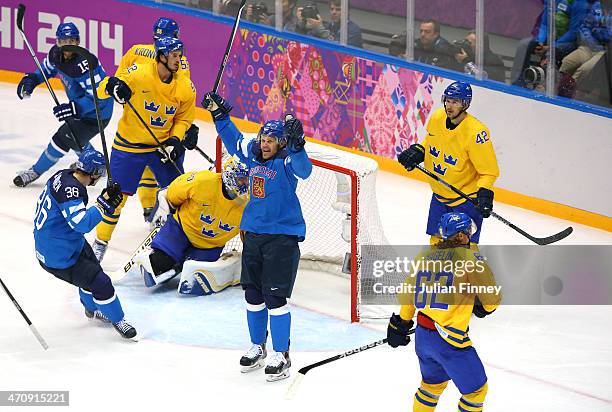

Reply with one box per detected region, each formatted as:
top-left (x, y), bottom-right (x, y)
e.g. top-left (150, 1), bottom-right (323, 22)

top-left (284, 372), bottom-right (305, 400)
top-left (532, 226), bottom-right (574, 246)
top-left (16, 4), bottom-right (26, 31)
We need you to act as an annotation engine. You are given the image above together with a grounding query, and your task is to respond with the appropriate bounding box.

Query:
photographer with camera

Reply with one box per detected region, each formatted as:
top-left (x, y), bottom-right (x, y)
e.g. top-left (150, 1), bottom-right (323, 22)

top-left (295, 2), bottom-right (331, 39)
top-left (414, 20), bottom-right (457, 71)
top-left (453, 31), bottom-right (506, 82)
top-left (513, 0), bottom-right (589, 88)
top-left (245, 2), bottom-right (272, 25)
top-left (324, 0), bottom-right (363, 48)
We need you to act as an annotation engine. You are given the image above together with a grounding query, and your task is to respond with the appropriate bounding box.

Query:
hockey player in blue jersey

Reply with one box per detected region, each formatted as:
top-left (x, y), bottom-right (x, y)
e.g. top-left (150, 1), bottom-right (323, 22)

top-left (33, 148), bottom-right (137, 340)
top-left (204, 92), bottom-right (312, 382)
top-left (14, 23), bottom-right (113, 187)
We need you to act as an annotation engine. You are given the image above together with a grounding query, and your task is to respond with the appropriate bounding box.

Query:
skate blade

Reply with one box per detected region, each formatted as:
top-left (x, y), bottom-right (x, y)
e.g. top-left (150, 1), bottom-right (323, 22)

top-left (266, 369), bottom-right (290, 382)
top-left (241, 359), bottom-right (265, 373)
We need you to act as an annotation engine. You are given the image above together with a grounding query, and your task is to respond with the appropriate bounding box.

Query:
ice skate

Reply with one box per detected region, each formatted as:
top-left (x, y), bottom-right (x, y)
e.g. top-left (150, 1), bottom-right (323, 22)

top-left (240, 343), bottom-right (267, 373)
top-left (265, 351), bottom-right (291, 382)
top-left (85, 308), bottom-right (111, 324)
top-left (13, 167), bottom-right (40, 187)
top-left (112, 319), bottom-right (138, 341)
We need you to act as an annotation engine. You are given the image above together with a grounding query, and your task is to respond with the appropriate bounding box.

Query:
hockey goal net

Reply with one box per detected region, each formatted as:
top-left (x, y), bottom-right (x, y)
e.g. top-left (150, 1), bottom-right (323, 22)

top-left (217, 136), bottom-right (393, 322)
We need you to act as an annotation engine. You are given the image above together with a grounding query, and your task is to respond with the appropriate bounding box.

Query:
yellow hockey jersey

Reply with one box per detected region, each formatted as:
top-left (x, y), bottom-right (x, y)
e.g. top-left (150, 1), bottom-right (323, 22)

top-left (115, 44), bottom-right (191, 79)
top-left (167, 170), bottom-right (246, 249)
top-left (398, 246), bottom-right (501, 348)
top-left (422, 108), bottom-right (499, 206)
top-left (98, 60), bottom-right (195, 153)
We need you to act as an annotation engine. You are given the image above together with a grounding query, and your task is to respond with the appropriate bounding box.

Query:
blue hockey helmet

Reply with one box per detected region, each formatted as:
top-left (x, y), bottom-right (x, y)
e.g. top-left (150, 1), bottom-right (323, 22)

top-left (155, 36), bottom-right (184, 57)
top-left (222, 157), bottom-right (249, 199)
top-left (257, 120), bottom-right (286, 145)
top-left (75, 148), bottom-right (106, 184)
top-left (56, 22), bottom-right (80, 42)
top-left (442, 81), bottom-right (472, 109)
top-left (438, 212), bottom-right (476, 239)
top-left (153, 17), bottom-right (180, 40)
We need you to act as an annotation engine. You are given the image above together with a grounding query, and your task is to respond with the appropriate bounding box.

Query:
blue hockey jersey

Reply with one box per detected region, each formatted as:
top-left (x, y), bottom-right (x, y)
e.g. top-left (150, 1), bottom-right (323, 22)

top-left (32, 45), bottom-right (113, 120)
top-left (215, 117), bottom-right (312, 239)
top-left (33, 170), bottom-right (103, 269)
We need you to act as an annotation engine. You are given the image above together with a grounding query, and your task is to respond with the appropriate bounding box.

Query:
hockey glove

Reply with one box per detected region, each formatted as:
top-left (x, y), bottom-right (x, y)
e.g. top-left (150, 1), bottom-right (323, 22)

top-left (161, 136), bottom-right (184, 163)
top-left (53, 101), bottom-right (77, 122)
top-left (473, 296), bottom-right (495, 318)
top-left (96, 182), bottom-right (123, 215)
top-left (284, 115), bottom-right (306, 152)
top-left (17, 73), bottom-right (39, 100)
top-left (387, 313), bottom-right (414, 348)
top-left (105, 77), bottom-right (132, 104)
top-left (476, 187), bottom-right (494, 218)
top-left (182, 124), bottom-right (199, 150)
top-left (202, 92), bottom-right (232, 121)
top-left (398, 144), bottom-right (425, 171)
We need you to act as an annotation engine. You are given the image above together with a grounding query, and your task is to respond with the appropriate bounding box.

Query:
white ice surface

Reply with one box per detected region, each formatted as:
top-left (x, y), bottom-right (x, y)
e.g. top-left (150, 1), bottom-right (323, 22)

top-left (0, 82), bottom-right (611, 411)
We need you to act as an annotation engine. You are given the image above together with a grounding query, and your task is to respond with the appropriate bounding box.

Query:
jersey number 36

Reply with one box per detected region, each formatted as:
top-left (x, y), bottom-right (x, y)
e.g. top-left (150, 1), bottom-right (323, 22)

top-left (34, 185), bottom-right (52, 230)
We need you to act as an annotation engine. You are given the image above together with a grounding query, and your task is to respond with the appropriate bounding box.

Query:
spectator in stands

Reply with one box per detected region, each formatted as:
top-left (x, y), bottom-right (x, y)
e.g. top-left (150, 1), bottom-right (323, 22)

top-left (453, 30), bottom-right (506, 82)
top-left (513, 0), bottom-right (589, 87)
top-left (389, 31), bottom-right (408, 58)
top-left (294, 2), bottom-right (331, 38)
top-left (414, 20), bottom-right (457, 70)
top-left (558, 0), bottom-right (611, 97)
top-left (323, 0), bottom-right (364, 48)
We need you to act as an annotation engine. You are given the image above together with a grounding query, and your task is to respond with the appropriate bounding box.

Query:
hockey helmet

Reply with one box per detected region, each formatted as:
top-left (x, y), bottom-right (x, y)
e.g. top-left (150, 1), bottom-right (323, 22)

top-left (442, 81), bottom-right (472, 110)
top-left (222, 157), bottom-right (249, 199)
top-left (155, 36), bottom-right (184, 57)
top-left (153, 17), bottom-right (180, 40)
top-left (75, 147), bottom-right (106, 183)
top-left (56, 22), bottom-right (80, 42)
top-left (257, 120), bottom-right (286, 146)
top-left (438, 212), bottom-right (476, 239)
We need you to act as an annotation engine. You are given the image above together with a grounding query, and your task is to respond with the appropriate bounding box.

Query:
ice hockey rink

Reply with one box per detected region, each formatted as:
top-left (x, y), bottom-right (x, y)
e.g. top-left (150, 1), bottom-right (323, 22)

top-left (0, 81), bottom-right (611, 411)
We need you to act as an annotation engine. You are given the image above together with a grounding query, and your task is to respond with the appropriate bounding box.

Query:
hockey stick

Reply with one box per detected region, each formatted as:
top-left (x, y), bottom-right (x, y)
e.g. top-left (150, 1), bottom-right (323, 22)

top-left (108, 225), bottom-right (161, 283)
top-left (414, 165), bottom-right (573, 245)
top-left (16, 4), bottom-right (82, 152)
top-left (285, 332), bottom-right (414, 400)
top-left (61, 45), bottom-right (113, 182)
top-left (0, 276), bottom-right (48, 350)
top-left (212, 0), bottom-right (247, 93)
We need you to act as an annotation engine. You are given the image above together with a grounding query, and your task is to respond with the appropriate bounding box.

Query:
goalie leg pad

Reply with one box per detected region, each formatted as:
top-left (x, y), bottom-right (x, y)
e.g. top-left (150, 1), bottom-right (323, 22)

top-left (178, 252), bottom-right (241, 295)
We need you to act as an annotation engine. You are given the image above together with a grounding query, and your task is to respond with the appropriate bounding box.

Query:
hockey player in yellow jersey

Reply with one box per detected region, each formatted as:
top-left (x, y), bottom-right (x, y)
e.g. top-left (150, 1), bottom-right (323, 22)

top-left (398, 81), bottom-right (499, 245)
top-left (113, 17), bottom-right (196, 223)
top-left (92, 36), bottom-right (196, 262)
top-left (387, 212), bottom-right (501, 412)
top-left (133, 158), bottom-right (249, 294)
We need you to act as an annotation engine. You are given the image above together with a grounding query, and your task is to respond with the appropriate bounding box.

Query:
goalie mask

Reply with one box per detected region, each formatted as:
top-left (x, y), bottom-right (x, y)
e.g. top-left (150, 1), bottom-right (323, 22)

top-left (222, 157), bottom-right (249, 199)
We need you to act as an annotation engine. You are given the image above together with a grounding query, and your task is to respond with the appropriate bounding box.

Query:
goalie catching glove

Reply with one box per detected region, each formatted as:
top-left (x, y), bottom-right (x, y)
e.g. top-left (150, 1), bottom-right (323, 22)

top-left (150, 189), bottom-right (176, 228)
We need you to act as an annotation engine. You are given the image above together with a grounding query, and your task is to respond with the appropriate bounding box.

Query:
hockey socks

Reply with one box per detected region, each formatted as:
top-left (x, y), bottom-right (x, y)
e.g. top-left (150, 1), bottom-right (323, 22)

top-left (94, 294), bottom-right (125, 324)
top-left (78, 288), bottom-right (97, 312)
top-left (32, 141), bottom-right (68, 175)
top-left (246, 303), bottom-right (268, 345)
top-left (269, 305), bottom-right (291, 352)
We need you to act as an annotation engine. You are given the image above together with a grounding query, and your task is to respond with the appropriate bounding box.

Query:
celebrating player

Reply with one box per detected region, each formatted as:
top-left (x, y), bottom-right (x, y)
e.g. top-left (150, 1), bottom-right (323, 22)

top-left (113, 17), bottom-right (198, 224)
top-left (92, 36), bottom-right (196, 262)
top-left (387, 212), bottom-right (500, 411)
top-left (204, 92), bottom-right (312, 382)
top-left (14, 23), bottom-right (113, 187)
top-left (33, 148), bottom-right (137, 340)
top-left (133, 158), bottom-right (249, 294)
top-left (398, 81), bottom-right (499, 245)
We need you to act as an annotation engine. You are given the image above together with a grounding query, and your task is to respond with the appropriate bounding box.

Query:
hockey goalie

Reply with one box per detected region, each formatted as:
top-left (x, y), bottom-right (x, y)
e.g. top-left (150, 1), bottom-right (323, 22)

top-left (133, 157), bottom-right (249, 295)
